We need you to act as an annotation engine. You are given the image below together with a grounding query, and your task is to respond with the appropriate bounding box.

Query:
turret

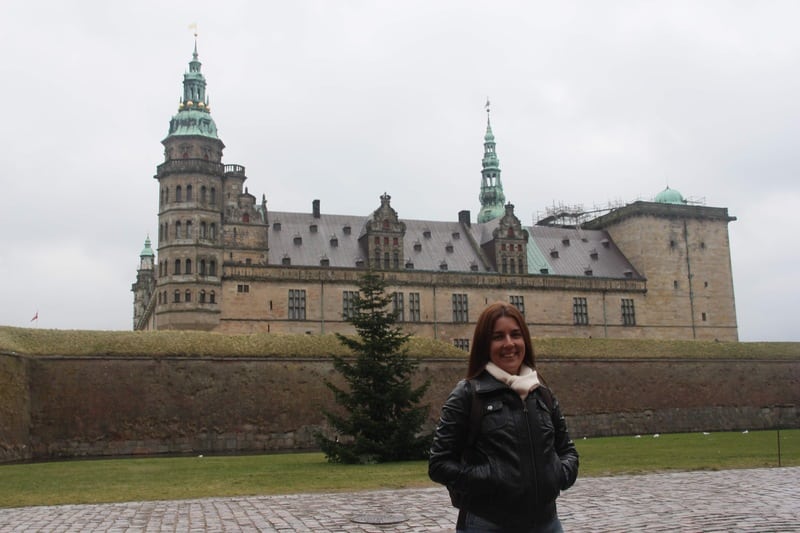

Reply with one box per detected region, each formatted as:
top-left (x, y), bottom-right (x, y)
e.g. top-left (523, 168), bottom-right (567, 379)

top-left (477, 99), bottom-right (507, 223)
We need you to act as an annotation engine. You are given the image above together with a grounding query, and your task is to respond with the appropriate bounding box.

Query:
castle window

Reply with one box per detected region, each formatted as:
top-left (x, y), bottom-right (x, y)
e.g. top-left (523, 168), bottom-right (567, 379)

top-left (590, 249), bottom-right (598, 260)
top-left (330, 236), bottom-right (338, 247)
top-left (185, 259), bottom-right (192, 274)
top-left (540, 268), bottom-right (549, 274)
top-left (209, 260), bottom-right (216, 276)
top-left (288, 289), bottom-right (307, 320)
top-left (624, 270), bottom-right (633, 278)
top-left (176, 186), bottom-right (182, 202)
top-left (409, 292), bottom-right (421, 322)
top-left (452, 232), bottom-right (460, 240)
top-left (210, 187), bottom-right (217, 205)
top-left (282, 255), bottom-right (291, 266)
top-left (210, 223), bottom-right (216, 241)
top-left (700, 242), bottom-right (706, 249)
top-left (702, 312), bottom-right (707, 321)
top-left (674, 280), bottom-right (679, 289)
top-left (342, 290), bottom-right (358, 320)
top-left (237, 284), bottom-right (249, 293)
top-left (375, 237), bottom-right (380, 245)
top-left (423, 229), bottom-right (431, 239)
top-left (470, 262), bottom-right (479, 272)
top-left (245, 258), bottom-right (251, 266)
top-left (562, 237), bottom-right (570, 246)
top-left (453, 339), bottom-right (470, 351)
top-left (243, 213), bottom-right (250, 223)
top-left (175, 221), bottom-right (182, 239)
top-left (452, 294), bottom-right (468, 322)
top-left (310, 223), bottom-right (317, 233)
top-left (186, 185), bottom-right (193, 201)
top-left (384, 237), bottom-right (389, 246)
top-left (445, 243), bottom-right (454, 253)
top-left (293, 235), bottom-right (302, 245)
top-left (199, 290), bottom-right (206, 303)
top-left (670, 240), bottom-right (676, 249)
top-left (273, 222), bottom-right (281, 231)
top-left (501, 257), bottom-right (507, 273)
top-left (320, 256), bottom-right (330, 266)
top-left (392, 292), bottom-right (405, 321)
top-left (174, 290), bottom-right (180, 303)
top-left (209, 291), bottom-right (216, 304)
top-left (550, 249), bottom-right (559, 258)
top-left (518, 258), bottom-right (523, 273)
top-left (186, 221), bottom-right (192, 238)
top-left (185, 290), bottom-right (191, 302)
top-left (393, 251), bottom-right (400, 269)
top-left (413, 241), bottom-right (422, 252)
top-left (572, 297), bottom-right (589, 325)
top-left (201, 186), bottom-right (207, 203)
top-left (405, 260), bottom-right (414, 269)
top-left (174, 259), bottom-right (181, 275)
top-left (165, 188), bottom-right (169, 203)
top-left (621, 298), bottom-right (636, 326)
top-left (440, 261), bottom-right (448, 271)
top-left (510, 295), bottom-right (525, 316)
top-left (343, 224), bottom-right (351, 235)
top-left (584, 268), bottom-right (593, 276)
top-left (384, 252), bottom-right (390, 269)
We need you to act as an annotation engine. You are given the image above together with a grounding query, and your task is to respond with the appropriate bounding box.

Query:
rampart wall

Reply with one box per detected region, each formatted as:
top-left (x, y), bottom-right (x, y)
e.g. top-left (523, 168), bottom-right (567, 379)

top-left (1, 353), bottom-right (797, 463)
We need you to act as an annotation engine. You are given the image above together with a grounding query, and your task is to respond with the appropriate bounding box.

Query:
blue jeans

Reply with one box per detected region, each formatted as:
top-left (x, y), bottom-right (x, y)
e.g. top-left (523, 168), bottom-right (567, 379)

top-left (458, 511), bottom-right (564, 533)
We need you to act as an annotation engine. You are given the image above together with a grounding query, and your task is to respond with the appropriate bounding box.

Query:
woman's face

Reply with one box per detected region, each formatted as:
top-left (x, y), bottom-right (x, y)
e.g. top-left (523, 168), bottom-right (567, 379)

top-left (489, 315), bottom-right (525, 375)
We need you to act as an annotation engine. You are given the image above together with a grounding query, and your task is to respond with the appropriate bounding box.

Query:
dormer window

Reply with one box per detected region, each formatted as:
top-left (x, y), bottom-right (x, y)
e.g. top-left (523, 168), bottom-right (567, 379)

top-left (445, 242), bottom-right (454, 253)
top-left (293, 234), bottom-right (302, 245)
top-left (470, 262), bottom-right (479, 272)
top-left (624, 270), bottom-right (633, 278)
top-left (550, 249), bottom-right (559, 258)
top-left (343, 224), bottom-right (351, 235)
top-left (281, 255), bottom-right (291, 266)
top-left (584, 268), bottom-right (593, 276)
top-left (330, 236), bottom-right (338, 247)
top-left (423, 229), bottom-right (431, 239)
top-left (562, 237), bottom-right (570, 246)
top-left (590, 249), bottom-right (598, 260)
top-left (310, 224), bottom-right (318, 233)
top-left (405, 260), bottom-right (414, 269)
top-left (601, 239), bottom-right (610, 248)
top-left (452, 232), bottom-right (460, 240)
top-left (273, 222), bottom-right (281, 231)
top-left (320, 256), bottom-right (330, 266)
top-left (355, 257), bottom-right (365, 268)
top-left (439, 261), bottom-right (448, 271)
top-left (540, 268), bottom-right (549, 274)
top-left (413, 241), bottom-right (422, 252)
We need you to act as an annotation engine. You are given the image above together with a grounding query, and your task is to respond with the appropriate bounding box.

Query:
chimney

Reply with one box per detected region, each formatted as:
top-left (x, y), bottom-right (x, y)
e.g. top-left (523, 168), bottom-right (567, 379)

top-left (458, 210), bottom-right (471, 227)
top-left (312, 199), bottom-right (320, 218)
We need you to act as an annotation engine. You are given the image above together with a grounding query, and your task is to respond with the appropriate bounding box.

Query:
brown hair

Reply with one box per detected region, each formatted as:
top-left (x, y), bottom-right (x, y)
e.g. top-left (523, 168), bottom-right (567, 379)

top-left (466, 302), bottom-right (535, 378)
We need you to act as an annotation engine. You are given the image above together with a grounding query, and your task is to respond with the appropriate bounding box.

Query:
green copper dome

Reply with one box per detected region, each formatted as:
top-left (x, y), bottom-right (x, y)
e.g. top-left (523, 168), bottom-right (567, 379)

top-left (165, 43), bottom-right (219, 140)
top-left (140, 236), bottom-right (155, 257)
top-left (654, 186), bottom-right (685, 204)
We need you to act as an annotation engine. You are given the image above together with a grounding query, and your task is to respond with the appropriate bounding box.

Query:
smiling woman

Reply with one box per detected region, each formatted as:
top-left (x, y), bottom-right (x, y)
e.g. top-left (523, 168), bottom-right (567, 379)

top-left (429, 302), bottom-right (579, 532)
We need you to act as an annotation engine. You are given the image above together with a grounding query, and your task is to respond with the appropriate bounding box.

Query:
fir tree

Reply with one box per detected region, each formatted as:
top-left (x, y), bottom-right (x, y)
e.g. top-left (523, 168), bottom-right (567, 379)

top-left (317, 272), bottom-right (431, 463)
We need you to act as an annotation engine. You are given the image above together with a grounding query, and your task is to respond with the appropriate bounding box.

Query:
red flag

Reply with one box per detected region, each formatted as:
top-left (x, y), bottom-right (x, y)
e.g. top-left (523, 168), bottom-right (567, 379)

top-left (30, 311), bottom-right (38, 322)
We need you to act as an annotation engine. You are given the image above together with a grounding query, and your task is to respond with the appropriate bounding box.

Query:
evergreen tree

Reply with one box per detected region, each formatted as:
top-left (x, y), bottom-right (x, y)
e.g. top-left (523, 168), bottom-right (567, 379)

top-left (317, 272), bottom-right (431, 463)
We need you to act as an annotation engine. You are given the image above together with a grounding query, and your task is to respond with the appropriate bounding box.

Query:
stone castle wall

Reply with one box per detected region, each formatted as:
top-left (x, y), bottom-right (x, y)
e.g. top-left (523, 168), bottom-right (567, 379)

top-left (1, 353), bottom-right (797, 463)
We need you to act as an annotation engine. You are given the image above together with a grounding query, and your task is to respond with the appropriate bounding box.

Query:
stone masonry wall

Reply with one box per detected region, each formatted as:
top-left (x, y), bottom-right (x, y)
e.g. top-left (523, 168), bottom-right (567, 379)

top-left (1, 353), bottom-right (797, 462)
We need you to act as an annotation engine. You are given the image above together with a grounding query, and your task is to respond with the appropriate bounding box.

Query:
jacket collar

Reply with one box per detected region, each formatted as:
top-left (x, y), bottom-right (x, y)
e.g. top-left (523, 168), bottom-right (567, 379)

top-left (471, 369), bottom-right (508, 394)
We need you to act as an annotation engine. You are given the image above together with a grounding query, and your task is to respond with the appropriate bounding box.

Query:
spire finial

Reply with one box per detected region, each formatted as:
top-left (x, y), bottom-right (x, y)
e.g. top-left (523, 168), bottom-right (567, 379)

top-left (485, 97), bottom-right (491, 125)
top-left (188, 23), bottom-right (199, 58)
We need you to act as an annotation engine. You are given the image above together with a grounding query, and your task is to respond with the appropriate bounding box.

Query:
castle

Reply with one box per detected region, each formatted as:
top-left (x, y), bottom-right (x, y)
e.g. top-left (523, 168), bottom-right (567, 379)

top-left (132, 44), bottom-right (738, 344)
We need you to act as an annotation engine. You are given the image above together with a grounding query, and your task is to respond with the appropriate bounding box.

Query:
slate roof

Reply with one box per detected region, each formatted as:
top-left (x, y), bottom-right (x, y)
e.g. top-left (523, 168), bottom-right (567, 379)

top-left (265, 209), bottom-right (642, 280)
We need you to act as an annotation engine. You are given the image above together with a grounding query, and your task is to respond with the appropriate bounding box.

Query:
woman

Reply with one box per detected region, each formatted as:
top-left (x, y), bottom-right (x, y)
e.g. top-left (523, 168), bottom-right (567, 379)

top-left (429, 302), bottom-right (579, 532)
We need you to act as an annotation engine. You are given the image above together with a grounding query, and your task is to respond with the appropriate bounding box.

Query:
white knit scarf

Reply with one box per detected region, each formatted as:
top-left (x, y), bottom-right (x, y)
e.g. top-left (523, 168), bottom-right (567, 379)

top-left (485, 362), bottom-right (541, 400)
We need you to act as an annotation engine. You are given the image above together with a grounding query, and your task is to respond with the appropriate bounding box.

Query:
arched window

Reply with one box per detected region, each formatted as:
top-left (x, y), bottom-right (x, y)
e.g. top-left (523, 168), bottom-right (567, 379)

top-left (201, 186), bottom-right (207, 203)
top-left (176, 186), bottom-right (182, 202)
top-left (173, 290), bottom-right (180, 303)
top-left (163, 222), bottom-right (168, 241)
top-left (209, 260), bottom-right (216, 276)
top-left (186, 184), bottom-right (193, 201)
top-left (210, 223), bottom-right (216, 240)
top-left (174, 259), bottom-right (181, 275)
top-left (185, 220), bottom-right (192, 238)
top-left (209, 290), bottom-right (216, 304)
top-left (185, 289), bottom-right (191, 302)
top-left (165, 188), bottom-right (169, 203)
top-left (175, 221), bottom-right (182, 239)
top-left (199, 290), bottom-right (206, 303)
top-left (200, 221), bottom-right (207, 239)
top-left (185, 258), bottom-right (192, 274)
top-left (199, 259), bottom-right (206, 275)
top-left (210, 187), bottom-right (217, 205)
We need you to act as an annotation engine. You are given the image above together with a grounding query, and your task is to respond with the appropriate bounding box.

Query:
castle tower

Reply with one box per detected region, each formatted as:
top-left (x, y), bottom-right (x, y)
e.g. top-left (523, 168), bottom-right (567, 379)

top-left (131, 236), bottom-right (156, 329)
top-left (477, 100), bottom-right (506, 223)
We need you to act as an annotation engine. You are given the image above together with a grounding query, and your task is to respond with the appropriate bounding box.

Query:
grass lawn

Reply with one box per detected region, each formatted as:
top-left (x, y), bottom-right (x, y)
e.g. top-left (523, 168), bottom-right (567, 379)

top-left (1, 429), bottom-right (797, 508)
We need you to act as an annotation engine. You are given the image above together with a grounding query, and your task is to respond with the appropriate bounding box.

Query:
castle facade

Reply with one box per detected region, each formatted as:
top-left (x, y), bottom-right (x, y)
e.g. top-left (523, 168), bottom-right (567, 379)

top-left (132, 46), bottom-right (738, 344)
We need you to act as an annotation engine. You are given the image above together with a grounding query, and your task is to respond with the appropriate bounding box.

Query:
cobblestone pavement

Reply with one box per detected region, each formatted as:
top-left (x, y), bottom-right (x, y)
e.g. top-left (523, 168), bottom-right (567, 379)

top-left (1, 467), bottom-right (798, 532)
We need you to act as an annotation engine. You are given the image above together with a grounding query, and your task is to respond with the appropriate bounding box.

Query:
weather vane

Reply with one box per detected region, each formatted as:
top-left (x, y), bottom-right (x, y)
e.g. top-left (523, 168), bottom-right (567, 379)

top-left (188, 22), bottom-right (199, 38)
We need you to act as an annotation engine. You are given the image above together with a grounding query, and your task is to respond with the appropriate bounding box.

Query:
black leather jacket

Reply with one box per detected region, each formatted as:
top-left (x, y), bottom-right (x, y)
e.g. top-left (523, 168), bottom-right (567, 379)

top-left (429, 370), bottom-right (579, 529)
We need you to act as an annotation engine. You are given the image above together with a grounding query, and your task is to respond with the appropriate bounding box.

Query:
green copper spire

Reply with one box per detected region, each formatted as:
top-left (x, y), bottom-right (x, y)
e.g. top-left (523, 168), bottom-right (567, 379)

top-left (477, 99), bottom-right (506, 223)
top-left (164, 40), bottom-right (219, 140)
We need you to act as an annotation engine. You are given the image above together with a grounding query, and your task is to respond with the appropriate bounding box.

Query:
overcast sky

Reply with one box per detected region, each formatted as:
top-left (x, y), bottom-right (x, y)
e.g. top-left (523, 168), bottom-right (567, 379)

top-left (1, 1), bottom-right (798, 341)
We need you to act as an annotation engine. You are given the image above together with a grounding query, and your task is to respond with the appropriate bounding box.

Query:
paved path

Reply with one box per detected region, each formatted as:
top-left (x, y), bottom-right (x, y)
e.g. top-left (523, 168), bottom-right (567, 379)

top-left (1, 467), bottom-right (798, 532)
